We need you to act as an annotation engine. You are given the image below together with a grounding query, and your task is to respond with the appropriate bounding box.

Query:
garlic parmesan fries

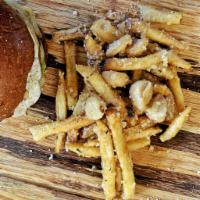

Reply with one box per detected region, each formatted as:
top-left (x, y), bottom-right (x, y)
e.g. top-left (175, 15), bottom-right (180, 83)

top-left (30, 5), bottom-right (192, 200)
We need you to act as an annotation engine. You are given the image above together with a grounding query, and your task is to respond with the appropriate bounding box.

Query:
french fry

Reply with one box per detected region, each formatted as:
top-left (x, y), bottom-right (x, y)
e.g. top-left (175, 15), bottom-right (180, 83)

top-left (168, 67), bottom-right (185, 112)
top-left (132, 70), bottom-right (143, 82)
top-left (81, 124), bottom-right (96, 139)
top-left (90, 19), bottom-right (121, 43)
top-left (73, 87), bottom-right (92, 116)
top-left (55, 71), bottom-right (67, 153)
top-left (29, 116), bottom-right (94, 142)
top-left (66, 143), bottom-right (100, 158)
top-left (75, 64), bottom-right (96, 78)
top-left (55, 71), bottom-right (67, 120)
top-left (126, 38), bottom-right (149, 57)
top-left (77, 127), bottom-right (160, 146)
top-left (139, 5), bottom-right (182, 25)
top-left (128, 116), bottom-right (139, 127)
top-left (125, 126), bottom-right (162, 141)
top-left (55, 134), bottom-right (66, 153)
top-left (84, 139), bottom-right (99, 147)
top-left (131, 21), bottom-right (186, 49)
top-left (107, 110), bottom-right (135, 199)
top-left (96, 120), bottom-right (116, 200)
top-left (106, 34), bottom-right (132, 57)
top-left (153, 84), bottom-right (171, 96)
top-left (129, 80), bottom-right (153, 113)
top-left (142, 71), bottom-right (160, 84)
top-left (127, 137), bottom-right (151, 151)
top-left (76, 65), bottom-right (127, 118)
top-left (165, 92), bottom-right (177, 122)
top-left (137, 115), bottom-right (156, 129)
top-left (147, 42), bottom-right (161, 54)
top-left (116, 161), bottom-right (122, 196)
top-left (168, 50), bottom-right (192, 70)
top-left (102, 70), bottom-right (131, 88)
top-left (160, 107), bottom-right (191, 142)
top-left (64, 41), bottom-right (78, 110)
top-left (67, 129), bottom-right (79, 143)
top-left (149, 65), bottom-right (175, 80)
top-left (104, 50), bottom-right (166, 71)
top-left (53, 27), bottom-right (84, 43)
top-left (85, 35), bottom-right (103, 58)
top-left (74, 134), bottom-right (157, 149)
top-left (67, 139), bottom-right (152, 155)
top-left (117, 21), bottom-right (127, 34)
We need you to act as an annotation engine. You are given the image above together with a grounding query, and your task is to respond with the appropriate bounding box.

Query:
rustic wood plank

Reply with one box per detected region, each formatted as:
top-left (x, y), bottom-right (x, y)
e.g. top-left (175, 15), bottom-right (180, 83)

top-left (0, 150), bottom-right (103, 200)
top-left (135, 165), bottom-right (200, 198)
top-left (41, 67), bottom-right (200, 134)
top-left (132, 146), bottom-right (200, 177)
top-left (135, 185), bottom-right (198, 200)
top-left (41, 67), bottom-right (59, 98)
top-left (0, 139), bottom-right (199, 199)
top-left (151, 130), bottom-right (200, 156)
top-left (1, 116), bottom-right (200, 178)
top-left (179, 72), bottom-right (200, 92)
top-left (182, 89), bottom-right (200, 134)
top-left (0, 176), bottom-right (90, 200)
top-left (0, 115), bottom-right (53, 147)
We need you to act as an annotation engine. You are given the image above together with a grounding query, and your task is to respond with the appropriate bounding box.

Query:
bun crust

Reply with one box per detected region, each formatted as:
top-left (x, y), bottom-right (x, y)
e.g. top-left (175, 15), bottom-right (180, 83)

top-left (0, 2), bottom-right (34, 120)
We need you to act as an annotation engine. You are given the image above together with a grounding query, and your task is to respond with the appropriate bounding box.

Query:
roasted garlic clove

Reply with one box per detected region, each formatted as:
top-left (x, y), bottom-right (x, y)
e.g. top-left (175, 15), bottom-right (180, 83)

top-left (85, 96), bottom-right (106, 120)
top-left (102, 70), bottom-right (130, 88)
top-left (146, 94), bottom-right (167, 123)
top-left (81, 124), bottom-right (97, 139)
top-left (126, 38), bottom-right (149, 57)
top-left (106, 34), bottom-right (132, 57)
top-left (153, 84), bottom-right (177, 122)
top-left (129, 80), bottom-right (153, 112)
top-left (90, 19), bottom-right (122, 43)
top-left (84, 34), bottom-right (103, 60)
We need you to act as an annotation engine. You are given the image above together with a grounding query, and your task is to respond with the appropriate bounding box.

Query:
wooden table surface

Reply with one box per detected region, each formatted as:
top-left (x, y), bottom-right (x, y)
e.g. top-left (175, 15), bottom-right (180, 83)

top-left (0, 0), bottom-right (200, 199)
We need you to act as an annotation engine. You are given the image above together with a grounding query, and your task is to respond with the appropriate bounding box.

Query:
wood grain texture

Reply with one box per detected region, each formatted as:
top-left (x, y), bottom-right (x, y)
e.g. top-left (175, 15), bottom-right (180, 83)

top-left (1, 102), bottom-right (200, 198)
top-left (132, 146), bottom-right (200, 177)
top-left (0, 116), bottom-right (200, 180)
top-left (151, 130), bottom-right (200, 156)
top-left (0, 135), bottom-right (199, 199)
top-left (1, 0), bottom-right (200, 199)
top-left (0, 116), bottom-right (200, 197)
top-left (0, 176), bottom-right (90, 200)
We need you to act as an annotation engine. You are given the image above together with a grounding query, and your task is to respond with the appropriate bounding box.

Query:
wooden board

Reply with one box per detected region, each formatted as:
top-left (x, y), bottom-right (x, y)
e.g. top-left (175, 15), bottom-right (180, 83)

top-left (1, 0), bottom-right (200, 199)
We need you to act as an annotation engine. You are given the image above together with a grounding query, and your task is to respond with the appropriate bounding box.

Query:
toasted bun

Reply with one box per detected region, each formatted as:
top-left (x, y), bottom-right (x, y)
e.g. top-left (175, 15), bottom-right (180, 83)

top-left (0, 2), bottom-right (34, 120)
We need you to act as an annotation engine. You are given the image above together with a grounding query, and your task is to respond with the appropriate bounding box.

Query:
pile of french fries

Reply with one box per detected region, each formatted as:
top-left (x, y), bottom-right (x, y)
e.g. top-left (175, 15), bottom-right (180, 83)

top-left (29, 5), bottom-right (192, 200)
